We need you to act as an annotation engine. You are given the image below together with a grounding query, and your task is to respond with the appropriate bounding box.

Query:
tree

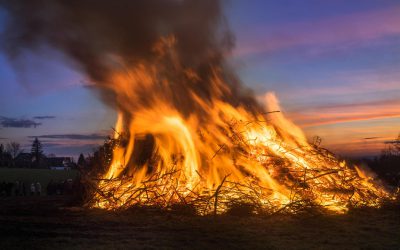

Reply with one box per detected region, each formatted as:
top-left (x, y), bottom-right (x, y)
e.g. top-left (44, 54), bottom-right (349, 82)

top-left (5, 142), bottom-right (22, 167)
top-left (86, 138), bottom-right (117, 174)
top-left (365, 133), bottom-right (400, 186)
top-left (0, 144), bottom-right (4, 167)
top-left (393, 134), bottom-right (400, 153)
top-left (77, 153), bottom-right (86, 168)
top-left (0, 144), bottom-right (4, 162)
top-left (382, 133), bottom-right (400, 157)
top-left (31, 137), bottom-right (43, 167)
top-left (6, 142), bottom-right (22, 159)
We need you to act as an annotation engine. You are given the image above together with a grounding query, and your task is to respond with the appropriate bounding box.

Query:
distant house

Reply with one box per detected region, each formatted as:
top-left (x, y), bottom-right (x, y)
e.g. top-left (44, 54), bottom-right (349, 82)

top-left (47, 157), bottom-right (75, 170)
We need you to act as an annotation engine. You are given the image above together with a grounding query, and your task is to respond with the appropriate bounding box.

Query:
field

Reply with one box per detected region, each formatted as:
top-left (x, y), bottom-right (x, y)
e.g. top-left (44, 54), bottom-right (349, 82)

top-left (0, 168), bottom-right (79, 193)
top-left (0, 196), bottom-right (399, 249)
top-left (1, 168), bottom-right (399, 249)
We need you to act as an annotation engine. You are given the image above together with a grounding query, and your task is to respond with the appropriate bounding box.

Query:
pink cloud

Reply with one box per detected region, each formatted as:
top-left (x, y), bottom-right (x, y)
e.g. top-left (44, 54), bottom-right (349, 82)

top-left (293, 112), bottom-right (400, 127)
top-left (233, 6), bottom-right (400, 57)
top-left (272, 68), bottom-right (400, 109)
top-left (324, 140), bottom-right (388, 156)
top-left (283, 98), bottom-right (400, 156)
top-left (311, 131), bottom-right (398, 156)
top-left (288, 97), bottom-right (400, 127)
top-left (300, 118), bottom-right (399, 156)
top-left (282, 79), bottom-right (399, 100)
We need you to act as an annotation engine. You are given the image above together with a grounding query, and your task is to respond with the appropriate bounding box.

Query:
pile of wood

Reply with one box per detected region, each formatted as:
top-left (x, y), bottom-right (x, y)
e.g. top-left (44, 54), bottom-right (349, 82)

top-left (84, 123), bottom-right (393, 215)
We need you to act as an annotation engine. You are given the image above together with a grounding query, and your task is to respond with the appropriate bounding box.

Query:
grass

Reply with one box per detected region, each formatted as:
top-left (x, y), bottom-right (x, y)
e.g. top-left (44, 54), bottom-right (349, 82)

top-left (0, 196), bottom-right (399, 249)
top-left (0, 168), bottom-right (79, 192)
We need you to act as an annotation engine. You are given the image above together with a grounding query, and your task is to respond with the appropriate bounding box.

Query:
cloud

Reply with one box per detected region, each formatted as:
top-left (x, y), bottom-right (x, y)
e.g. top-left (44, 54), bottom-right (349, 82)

top-left (287, 98), bottom-right (400, 127)
top-left (277, 93), bottom-right (400, 156)
top-left (29, 133), bottom-right (107, 140)
top-left (313, 99), bottom-right (400, 111)
top-left (0, 116), bottom-right (41, 128)
top-left (281, 79), bottom-right (400, 101)
top-left (235, 6), bottom-right (400, 57)
top-left (43, 143), bottom-right (100, 158)
top-left (363, 137), bottom-right (382, 140)
top-left (33, 115), bottom-right (56, 120)
top-left (291, 112), bottom-right (400, 128)
top-left (325, 140), bottom-right (387, 157)
top-left (384, 140), bottom-right (400, 144)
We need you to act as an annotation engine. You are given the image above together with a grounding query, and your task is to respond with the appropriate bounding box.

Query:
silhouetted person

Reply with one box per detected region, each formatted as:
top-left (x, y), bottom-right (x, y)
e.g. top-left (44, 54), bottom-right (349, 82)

top-left (30, 182), bottom-right (36, 196)
top-left (0, 181), bottom-right (5, 196)
top-left (5, 182), bottom-right (13, 196)
top-left (14, 181), bottom-right (20, 196)
top-left (36, 182), bottom-right (41, 196)
top-left (22, 182), bottom-right (26, 196)
top-left (64, 179), bottom-right (73, 195)
top-left (18, 181), bottom-right (24, 196)
top-left (56, 181), bottom-right (63, 195)
top-left (47, 180), bottom-right (55, 195)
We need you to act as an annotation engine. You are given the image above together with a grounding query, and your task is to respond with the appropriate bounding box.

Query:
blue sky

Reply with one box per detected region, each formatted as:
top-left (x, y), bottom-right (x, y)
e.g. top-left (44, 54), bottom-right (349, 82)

top-left (1, 0), bottom-right (399, 158)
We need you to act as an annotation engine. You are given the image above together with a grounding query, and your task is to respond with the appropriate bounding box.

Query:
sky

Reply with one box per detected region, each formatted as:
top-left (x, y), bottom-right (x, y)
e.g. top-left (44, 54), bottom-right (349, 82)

top-left (0, 0), bottom-right (399, 159)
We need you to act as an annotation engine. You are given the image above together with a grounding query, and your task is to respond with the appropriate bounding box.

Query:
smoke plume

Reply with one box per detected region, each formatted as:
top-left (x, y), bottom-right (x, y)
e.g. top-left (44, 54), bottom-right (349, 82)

top-left (1, 0), bottom-right (259, 116)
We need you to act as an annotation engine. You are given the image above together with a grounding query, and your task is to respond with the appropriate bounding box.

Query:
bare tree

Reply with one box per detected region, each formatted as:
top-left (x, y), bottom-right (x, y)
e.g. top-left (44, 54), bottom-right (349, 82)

top-left (6, 142), bottom-right (22, 159)
top-left (383, 133), bottom-right (400, 157)
top-left (394, 134), bottom-right (400, 153)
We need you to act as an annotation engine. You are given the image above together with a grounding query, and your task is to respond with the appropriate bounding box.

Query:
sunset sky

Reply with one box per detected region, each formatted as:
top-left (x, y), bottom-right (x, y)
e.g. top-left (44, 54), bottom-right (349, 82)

top-left (1, 0), bottom-right (399, 158)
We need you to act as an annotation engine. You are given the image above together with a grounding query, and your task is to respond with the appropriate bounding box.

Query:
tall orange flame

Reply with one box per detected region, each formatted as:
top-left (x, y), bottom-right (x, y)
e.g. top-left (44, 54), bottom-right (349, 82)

top-left (91, 37), bottom-right (392, 214)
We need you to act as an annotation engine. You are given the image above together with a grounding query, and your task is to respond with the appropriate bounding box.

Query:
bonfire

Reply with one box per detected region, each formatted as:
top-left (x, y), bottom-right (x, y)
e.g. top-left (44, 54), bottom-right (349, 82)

top-left (88, 37), bottom-right (392, 215)
top-left (2, 0), bottom-right (391, 215)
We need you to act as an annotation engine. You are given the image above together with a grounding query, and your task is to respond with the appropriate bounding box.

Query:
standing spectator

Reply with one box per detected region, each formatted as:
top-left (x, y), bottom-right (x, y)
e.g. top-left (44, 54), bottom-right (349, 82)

top-left (5, 182), bottom-right (13, 196)
top-left (22, 182), bottom-right (26, 196)
top-left (19, 181), bottom-right (24, 196)
top-left (36, 182), bottom-right (42, 196)
top-left (14, 181), bottom-right (20, 196)
top-left (0, 181), bottom-right (5, 196)
top-left (56, 181), bottom-right (63, 195)
top-left (30, 182), bottom-right (36, 196)
top-left (47, 180), bottom-right (53, 195)
top-left (64, 179), bottom-right (73, 195)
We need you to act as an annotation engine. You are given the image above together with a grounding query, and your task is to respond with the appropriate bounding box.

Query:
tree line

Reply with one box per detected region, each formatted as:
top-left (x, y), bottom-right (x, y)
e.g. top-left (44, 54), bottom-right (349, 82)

top-left (0, 137), bottom-right (79, 169)
top-left (1, 134), bottom-right (399, 187)
top-left (0, 138), bottom-right (43, 168)
top-left (359, 134), bottom-right (400, 187)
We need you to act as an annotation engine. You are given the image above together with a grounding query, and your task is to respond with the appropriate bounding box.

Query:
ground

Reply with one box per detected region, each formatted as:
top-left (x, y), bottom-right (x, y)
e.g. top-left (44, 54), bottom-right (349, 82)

top-left (0, 196), bottom-right (399, 249)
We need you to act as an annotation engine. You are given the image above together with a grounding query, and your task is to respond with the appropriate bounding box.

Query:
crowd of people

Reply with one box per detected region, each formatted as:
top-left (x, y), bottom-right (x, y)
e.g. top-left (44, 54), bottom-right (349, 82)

top-left (46, 179), bottom-right (75, 195)
top-left (0, 179), bottom-right (75, 197)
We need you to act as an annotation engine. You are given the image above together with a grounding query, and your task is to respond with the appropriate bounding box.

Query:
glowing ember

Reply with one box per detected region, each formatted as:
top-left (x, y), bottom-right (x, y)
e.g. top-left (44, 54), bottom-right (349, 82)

top-left (90, 38), bottom-right (392, 214)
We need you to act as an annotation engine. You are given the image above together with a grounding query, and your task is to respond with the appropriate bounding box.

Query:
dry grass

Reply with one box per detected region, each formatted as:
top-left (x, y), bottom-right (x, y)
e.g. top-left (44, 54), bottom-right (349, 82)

top-left (0, 196), bottom-right (399, 249)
